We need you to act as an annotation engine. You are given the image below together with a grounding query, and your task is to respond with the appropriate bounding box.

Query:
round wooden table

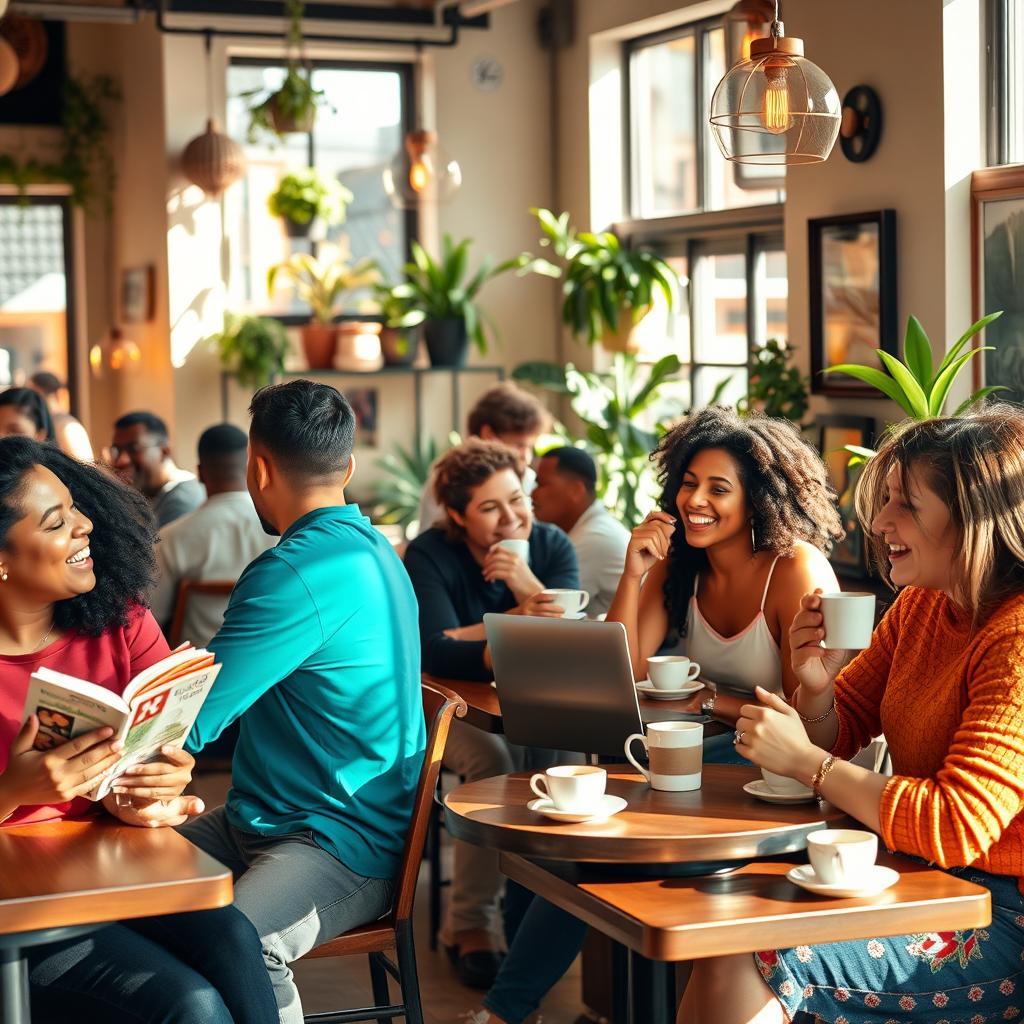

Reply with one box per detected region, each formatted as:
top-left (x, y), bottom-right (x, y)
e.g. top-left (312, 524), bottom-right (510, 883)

top-left (444, 764), bottom-right (850, 865)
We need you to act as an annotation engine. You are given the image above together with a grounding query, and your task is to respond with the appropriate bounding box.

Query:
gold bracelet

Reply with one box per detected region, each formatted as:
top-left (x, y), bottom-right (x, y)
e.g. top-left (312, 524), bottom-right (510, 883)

top-left (811, 753), bottom-right (839, 798)
top-left (796, 697), bottom-right (837, 724)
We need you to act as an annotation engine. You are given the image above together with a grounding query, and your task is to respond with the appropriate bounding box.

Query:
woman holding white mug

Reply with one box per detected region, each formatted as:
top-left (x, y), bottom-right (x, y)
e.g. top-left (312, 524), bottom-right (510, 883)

top-left (682, 408), bottom-right (1024, 1023)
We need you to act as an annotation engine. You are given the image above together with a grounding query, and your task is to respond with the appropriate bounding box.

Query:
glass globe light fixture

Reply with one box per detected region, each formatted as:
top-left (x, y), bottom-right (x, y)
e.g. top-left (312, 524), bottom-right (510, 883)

top-left (709, 1), bottom-right (840, 165)
top-left (383, 130), bottom-right (462, 208)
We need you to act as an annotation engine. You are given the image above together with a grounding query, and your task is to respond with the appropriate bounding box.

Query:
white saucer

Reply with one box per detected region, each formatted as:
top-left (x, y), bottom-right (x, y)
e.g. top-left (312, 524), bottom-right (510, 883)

top-left (743, 779), bottom-right (817, 804)
top-left (527, 794), bottom-right (628, 823)
top-left (636, 681), bottom-right (703, 700)
top-left (787, 863), bottom-right (900, 899)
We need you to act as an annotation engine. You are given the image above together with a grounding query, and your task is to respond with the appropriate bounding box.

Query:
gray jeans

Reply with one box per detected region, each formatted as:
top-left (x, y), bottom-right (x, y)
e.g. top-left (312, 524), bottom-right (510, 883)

top-left (179, 807), bottom-right (393, 1024)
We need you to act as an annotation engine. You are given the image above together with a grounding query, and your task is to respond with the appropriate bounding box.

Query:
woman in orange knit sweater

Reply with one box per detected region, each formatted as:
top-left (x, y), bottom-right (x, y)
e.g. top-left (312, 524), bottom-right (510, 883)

top-left (678, 408), bottom-right (1024, 1024)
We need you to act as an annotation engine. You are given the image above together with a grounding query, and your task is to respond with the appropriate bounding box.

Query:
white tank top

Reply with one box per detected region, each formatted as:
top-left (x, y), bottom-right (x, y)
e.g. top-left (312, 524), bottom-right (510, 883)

top-left (667, 555), bottom-right (783, 695)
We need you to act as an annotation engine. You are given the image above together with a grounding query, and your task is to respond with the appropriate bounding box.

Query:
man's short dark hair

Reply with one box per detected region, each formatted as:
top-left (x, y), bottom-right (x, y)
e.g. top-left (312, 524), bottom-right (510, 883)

top-left (30, 371), bottom-right (63, 396)
top-left (114, 411), bottom-right (169, 443)
top-left (466, 383), bottom-right (549, 437)
top-left (543, 446), bottom-right (597, 498)
top-left (249, 380), bottom-right (355, 481)
top-left (197, 423), bottom-right (248, 462)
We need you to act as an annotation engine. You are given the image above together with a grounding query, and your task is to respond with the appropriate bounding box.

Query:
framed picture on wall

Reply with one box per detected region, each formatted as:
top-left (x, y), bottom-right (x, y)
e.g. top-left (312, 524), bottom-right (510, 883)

top-left (809, 210), bottom-right (898, 396)
top-left (816, 414), bottom-right (875, 578)
top-left (971, 165), bottom-right (1024, 403)
top-left (121, 265), bottom-right (155, 323)
top-left (347, 387), bottom-right (378, 448)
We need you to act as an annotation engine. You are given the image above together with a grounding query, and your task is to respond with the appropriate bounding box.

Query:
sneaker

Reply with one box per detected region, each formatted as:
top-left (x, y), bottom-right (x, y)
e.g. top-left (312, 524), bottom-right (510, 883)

top-left (457, 1012), bottom-right (491, 1024)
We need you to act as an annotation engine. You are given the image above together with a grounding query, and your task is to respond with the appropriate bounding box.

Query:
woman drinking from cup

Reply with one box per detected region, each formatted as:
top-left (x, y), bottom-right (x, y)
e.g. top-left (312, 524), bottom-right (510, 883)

top-left (404, 437), bottom-right (580, 989)
top-left (0, 437), bottom-right (276, 1024)
top-left (681, 408), bottom-right (1024, 1023)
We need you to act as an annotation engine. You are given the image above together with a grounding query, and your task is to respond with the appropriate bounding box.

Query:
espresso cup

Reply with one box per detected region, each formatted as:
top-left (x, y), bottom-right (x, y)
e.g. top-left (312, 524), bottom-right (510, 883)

top-left (761, 767), bottom-right (814, 797)
top-left (497, 538), bottom-right (530, 563)
top-left (806, 829), bottom-right (878, 884)
top-left (624, 721), bottom-right (703, 792)
top-left (529, 765), bottom-right (606, 812)
top-left (542, 589), bottom-right (590, 616)
top-left (818, 592), bottom-right (876, 650)
top-left (646, 655), bottom-right (701, 691)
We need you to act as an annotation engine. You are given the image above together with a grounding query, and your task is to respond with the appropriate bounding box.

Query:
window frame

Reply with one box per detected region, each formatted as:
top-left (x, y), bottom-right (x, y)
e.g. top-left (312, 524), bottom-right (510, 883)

top-left (227, 55), bottom-right (418, 326)
top-left (987, 0), bottom-right (1023, 166)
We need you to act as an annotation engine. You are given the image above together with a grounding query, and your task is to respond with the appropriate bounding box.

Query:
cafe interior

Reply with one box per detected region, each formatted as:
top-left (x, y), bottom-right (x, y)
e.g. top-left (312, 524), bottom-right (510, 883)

top-left (1, 0), bottom-right (1024, 1022)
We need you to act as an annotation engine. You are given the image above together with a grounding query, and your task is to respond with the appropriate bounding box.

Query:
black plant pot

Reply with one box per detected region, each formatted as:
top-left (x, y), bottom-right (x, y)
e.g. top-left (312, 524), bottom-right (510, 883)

top-left (424, 318), bottom-right (468, 367)
top-left (380, 325), bottom-right (421, 366)
top-left (284, 216), bottom-right (312, 239)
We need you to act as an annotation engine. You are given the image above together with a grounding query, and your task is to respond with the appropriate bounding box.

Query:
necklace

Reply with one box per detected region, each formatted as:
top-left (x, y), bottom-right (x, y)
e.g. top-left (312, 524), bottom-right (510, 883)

top-left (33, 620), bottom-right (56, 653)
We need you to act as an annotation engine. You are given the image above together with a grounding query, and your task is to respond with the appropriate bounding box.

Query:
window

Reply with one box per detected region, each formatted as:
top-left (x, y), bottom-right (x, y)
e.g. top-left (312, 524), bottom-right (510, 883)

top-left (627, 20), bottom-right (784, 219)
top-left (988, 0), bottom-right (1024, 165)
top-left (224, 60), bottom-right (414, 320)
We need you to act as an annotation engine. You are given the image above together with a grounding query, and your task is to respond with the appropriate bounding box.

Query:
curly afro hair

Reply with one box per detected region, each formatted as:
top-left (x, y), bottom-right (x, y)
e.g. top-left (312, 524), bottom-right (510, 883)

top-left (0, 437), bottom-right (158, 636)
top-left (654, 407), bottom-right (843, 637)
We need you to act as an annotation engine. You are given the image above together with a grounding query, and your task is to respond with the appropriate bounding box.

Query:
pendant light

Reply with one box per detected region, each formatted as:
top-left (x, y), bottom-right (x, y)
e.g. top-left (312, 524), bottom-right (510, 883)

top-left (181, 33), bottom-right (245, 197)
top-left (383, 128), bottom-right (462, 208)
top-left (709, 0), bottom-right (840, 166)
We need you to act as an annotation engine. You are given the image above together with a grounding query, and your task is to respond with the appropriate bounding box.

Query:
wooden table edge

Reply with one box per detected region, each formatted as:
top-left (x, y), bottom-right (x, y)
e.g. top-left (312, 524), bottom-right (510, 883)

top-left (500, 853), bottom-right (993, 962)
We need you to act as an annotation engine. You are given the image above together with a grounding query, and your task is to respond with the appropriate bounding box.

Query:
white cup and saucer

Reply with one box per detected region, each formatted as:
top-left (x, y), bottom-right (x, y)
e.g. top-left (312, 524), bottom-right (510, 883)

top-left (787, 829), bottom-right (899, 898)
top-left (636, 656), bottom-right (703, 700)
top-left (541, 589), bottom-right (589, 619)
top-left (744, 768), bottom-right (817, 805)
top-left (527, 765), bottom-right (627, 823)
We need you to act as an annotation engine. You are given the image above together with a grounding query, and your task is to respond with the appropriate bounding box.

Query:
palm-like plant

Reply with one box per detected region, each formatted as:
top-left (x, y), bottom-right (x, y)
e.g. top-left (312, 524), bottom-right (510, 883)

top-left (267, 252), bottom-right (379, 324)
top-left (371, 435), bottom-right (444, 531)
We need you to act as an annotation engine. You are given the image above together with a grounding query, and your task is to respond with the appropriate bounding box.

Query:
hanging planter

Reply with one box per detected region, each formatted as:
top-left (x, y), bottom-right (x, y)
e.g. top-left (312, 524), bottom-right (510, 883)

top-left (267, 168), bottom-right (352, 238)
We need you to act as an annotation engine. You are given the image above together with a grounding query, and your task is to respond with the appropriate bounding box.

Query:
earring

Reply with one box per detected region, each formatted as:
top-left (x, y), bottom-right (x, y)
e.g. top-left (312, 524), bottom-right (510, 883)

top-left (750, 522), bottom-right (757, 551)
top-left (0, 567), bottom-right (7, 582)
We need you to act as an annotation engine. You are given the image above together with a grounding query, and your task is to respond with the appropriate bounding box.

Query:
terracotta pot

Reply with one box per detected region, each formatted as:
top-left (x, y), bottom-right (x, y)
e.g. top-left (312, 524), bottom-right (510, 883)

top-left (334, 321), bottom-right (383, 372)
top-left (424, 318), bottom-right (469, 367)
top-left (269, 101), bottom-right (316, 136)
top-left (600, 304), bottom-right (653, 353)
top-left (300, 322), bottom-right (337, 370)
top-left (380, 325), bottom-right (420, 366)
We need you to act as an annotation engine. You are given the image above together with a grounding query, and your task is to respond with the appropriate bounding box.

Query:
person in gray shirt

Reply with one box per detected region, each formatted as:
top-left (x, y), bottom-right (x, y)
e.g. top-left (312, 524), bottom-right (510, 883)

top-left (109, 411), bottom-right (205, 528)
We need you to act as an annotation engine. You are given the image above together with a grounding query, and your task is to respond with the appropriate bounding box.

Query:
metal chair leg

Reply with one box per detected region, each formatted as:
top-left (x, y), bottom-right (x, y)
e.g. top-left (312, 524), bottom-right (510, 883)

top-left (368, 953), bottom-right (391, 1024)
top-left (394, 920), bottom-right (424, 1024)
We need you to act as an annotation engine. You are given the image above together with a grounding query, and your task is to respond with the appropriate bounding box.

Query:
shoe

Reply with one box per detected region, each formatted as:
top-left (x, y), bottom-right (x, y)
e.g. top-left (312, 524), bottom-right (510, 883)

top-left (457, 1012), bottom-right (491, 1024)
top-left (445, 942), bottom-right (505, 989)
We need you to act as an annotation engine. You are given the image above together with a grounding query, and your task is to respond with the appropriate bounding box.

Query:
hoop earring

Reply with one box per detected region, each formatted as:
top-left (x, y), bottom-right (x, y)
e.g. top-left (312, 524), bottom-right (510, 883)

top-left (750, 522), bottom-right (757, 551)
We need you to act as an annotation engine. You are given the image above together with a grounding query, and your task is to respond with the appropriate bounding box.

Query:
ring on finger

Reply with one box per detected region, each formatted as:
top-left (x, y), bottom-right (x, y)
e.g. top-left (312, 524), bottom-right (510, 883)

top-left (734, 730), bottom-right (746, 745)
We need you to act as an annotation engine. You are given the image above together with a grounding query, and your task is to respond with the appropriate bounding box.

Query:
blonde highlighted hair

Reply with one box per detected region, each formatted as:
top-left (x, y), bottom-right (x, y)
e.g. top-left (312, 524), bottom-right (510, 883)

top-left (855, 404), bottom-right (1024, 620)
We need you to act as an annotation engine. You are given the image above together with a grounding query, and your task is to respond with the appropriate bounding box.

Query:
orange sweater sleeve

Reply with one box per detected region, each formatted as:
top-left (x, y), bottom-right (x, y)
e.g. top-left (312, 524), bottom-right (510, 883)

top-left (830, 590), bottom-right (904, 760)
top-left (879, 618), bottom-right (1024, 867)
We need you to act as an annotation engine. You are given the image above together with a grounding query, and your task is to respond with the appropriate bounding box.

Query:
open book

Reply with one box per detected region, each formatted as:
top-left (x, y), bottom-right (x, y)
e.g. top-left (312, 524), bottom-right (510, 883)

top-left (22, 646), bottom-right (221, 801)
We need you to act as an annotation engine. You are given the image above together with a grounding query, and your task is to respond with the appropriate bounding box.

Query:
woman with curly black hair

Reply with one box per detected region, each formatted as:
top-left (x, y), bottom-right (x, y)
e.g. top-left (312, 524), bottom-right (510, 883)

top-left (0, 437), bottom-right (276, 1024)
top-left (0, 387), bottom-right (55, 443)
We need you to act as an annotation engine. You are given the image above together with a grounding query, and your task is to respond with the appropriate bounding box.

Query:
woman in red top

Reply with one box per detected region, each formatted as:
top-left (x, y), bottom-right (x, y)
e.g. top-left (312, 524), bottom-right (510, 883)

top-left (0, 436), bottom-right (276, 1024)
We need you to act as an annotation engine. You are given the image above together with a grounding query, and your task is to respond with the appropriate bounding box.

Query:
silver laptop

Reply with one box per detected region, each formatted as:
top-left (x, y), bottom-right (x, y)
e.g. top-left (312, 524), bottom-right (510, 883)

top-left (483, 614), bottom-right (648, 757)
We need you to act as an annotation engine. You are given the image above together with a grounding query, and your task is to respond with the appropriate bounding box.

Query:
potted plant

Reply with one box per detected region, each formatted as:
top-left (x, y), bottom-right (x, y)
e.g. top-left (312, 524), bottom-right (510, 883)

top-left (267, 169), bottom-right (352, 238)
top-left (738, 338), bottom-right (811, 426)
top-left (372, 434), bottom-right (443, 534)
top-left (395, 235), bottom-right (536, 367)
top-left (529, 207), bottom-right (677, 351)
top-left (373, 282), bottom-right (425, 367)
top-left (212, 312), bottom-right (290, 389)
top-left (267, 250), bottom-right (379, 369)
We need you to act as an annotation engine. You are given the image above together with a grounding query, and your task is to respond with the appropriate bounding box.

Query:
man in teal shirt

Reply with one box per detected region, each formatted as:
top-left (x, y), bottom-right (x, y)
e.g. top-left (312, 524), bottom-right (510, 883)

top-left (177, 381), bottom-right (425, 1023)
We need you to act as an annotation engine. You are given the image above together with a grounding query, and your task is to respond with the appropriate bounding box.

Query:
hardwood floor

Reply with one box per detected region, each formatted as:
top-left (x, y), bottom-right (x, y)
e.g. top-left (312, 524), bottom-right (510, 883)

top-left (190, 772), bottom-right (589, 1024)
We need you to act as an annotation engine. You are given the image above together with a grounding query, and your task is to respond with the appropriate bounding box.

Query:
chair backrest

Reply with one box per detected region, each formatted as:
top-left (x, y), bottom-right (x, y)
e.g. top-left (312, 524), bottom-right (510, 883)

top-left (168, 579), bottom-right (237, 647)
top-left (389, 680), bottom-right (467, 926)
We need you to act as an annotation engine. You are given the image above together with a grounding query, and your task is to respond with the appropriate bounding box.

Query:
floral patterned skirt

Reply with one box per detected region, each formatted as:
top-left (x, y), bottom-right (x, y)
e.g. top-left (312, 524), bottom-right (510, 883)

top-left (755, 865), bottom-right (1024, 1024)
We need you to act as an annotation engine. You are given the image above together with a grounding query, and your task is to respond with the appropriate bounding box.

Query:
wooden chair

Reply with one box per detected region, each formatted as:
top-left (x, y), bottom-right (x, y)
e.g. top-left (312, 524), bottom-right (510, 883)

top-left (302, 681), bottom-right (468, 1024)
top-left (167, 579), bottom-right (236, 647)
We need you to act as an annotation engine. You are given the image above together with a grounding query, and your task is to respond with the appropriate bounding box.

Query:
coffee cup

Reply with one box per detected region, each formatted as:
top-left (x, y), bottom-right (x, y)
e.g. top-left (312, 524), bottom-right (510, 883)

top-left (806, 829), bottom-right (878, 884)
top-left (761, 767), bottom-right (814, 797)
top-left (624, 721), bottom-right (703, 792)
top-left (497, 538), bottom-right (530, 563)
top-left (542, 589), bottom-right (590, 617)
top-left (818, 592), bottom-right (876, 650)
top-left (646, 655), bottom-right (701, 691)
top-left (529, 765), bottom-right (606, 812)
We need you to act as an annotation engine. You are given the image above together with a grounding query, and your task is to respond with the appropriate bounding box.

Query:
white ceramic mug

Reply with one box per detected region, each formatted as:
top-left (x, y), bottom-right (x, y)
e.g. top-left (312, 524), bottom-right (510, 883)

top-left (529, 765), bottom-right (606, 812)
top-left (646, 655), bottom-right (702, 691)
top-left (761, 767), bottom-right (814, 797)
top-left (497, 538), bottom-right (530, 563)
top-left (624, 721), bottom-right (703, 792)
top-left (818, 592), bottom-right (877, 650)
top-left (806, 829), bottom-right (878, 884)
top-left (542, 589), bottom-right (590, 616)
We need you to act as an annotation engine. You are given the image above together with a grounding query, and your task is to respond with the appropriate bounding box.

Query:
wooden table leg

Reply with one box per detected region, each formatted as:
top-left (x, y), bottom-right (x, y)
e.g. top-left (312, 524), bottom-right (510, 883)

top-left (0, 946), bottom-right (29, 1024)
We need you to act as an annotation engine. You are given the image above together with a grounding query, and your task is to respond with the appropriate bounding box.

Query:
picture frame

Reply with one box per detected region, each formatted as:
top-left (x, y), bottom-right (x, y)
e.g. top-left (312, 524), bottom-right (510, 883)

top-left (970, 164), bottom-right (1024, 402)
top-left (121, 265), bottom-right (155, 323)
top-left (809, 210), bottom-right (898, 396)
top-left (347, 387), bottom-right (378, 448)
top-left (816, 414), bottom-right (875, 578)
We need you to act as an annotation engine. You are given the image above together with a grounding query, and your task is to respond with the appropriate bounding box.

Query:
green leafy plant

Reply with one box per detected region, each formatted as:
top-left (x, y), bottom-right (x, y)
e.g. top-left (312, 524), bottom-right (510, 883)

top-left (529, 207), bottom-right (677, 347)
top-left (514, 353), bottom-right (685, 529)
top-left (212, 313), bottom-right (290, 389)
top-left (267, 169), bottom-right (352, 228)
top-left (267, 251), bottom-right (379, 323)
top-left (373, 281), bottom-right (427, 330)
top-left (738, 338), bottom-right (810, 425)
top-left (826, 312), bottom-right (1006, 465)
top-left (394, 235), bottom-right (537, 354)
top-left (0, 74), bottom-right (120, 209)
top-left (371, 434), bottom-right (444, 531)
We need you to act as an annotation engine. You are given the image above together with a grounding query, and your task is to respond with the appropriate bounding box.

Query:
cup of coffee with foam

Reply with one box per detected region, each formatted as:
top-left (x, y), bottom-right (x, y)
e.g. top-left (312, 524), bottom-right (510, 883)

top-left (624, 721), bottom-right (703, 791)
top-left (806, 829), bottom-right (878, 884)
top-left (529, 765), bottom-right (606, 813)
top-left (542, 589), bottom-right (590, 617)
